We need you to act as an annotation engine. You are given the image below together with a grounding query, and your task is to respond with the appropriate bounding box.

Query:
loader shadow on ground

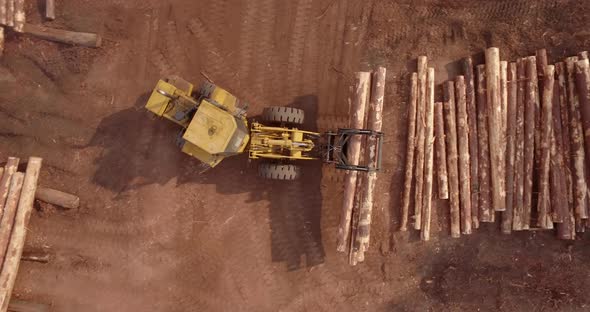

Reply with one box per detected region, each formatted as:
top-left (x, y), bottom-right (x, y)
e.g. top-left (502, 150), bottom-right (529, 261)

top-left (89, 94), bottom-right (325, 270)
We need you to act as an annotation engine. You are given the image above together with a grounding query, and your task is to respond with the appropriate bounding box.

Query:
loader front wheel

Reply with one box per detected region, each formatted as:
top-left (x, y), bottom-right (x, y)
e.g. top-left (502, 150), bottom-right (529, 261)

top-left (258, 163), bottom-right (300, 181)
top-left (262, 106), bottom-right (305, 125)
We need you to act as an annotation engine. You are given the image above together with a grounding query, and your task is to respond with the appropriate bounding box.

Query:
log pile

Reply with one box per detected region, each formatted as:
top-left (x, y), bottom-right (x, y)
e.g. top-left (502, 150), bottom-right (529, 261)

top-left (401, 48), bottom-right (590, 240)
top-left (0, 156), bottom-right (80, 310)
top-left (337, 67), bottom-right (387, 265)
top-left (0, 0), bottom-right (102, 54)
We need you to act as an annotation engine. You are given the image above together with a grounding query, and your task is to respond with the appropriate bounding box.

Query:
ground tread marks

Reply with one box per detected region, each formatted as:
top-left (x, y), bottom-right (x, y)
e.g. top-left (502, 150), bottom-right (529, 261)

top-left (285, 0), bottom-right (314, 100)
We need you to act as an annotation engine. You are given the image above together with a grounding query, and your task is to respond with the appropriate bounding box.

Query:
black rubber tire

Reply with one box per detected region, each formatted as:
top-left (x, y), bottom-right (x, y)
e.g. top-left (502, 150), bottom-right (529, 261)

top-left (262, 106), bottom-right (305, 125)
top-left (258, 163), bottom-right (300, 181)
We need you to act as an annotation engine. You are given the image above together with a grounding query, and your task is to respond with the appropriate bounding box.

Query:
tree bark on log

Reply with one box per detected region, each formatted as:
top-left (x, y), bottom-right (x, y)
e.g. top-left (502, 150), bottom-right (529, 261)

top-left (463, 57), bottom-right (479, 226)
top-left (444, 81), bottom-right (461, 238)
top-left (485, 47), bottom-right (506, 212)
top-left (537, 65), bottom-right (555, 229)
top-left (565, 57), bottom-right (589, 223)
top-left (35, 187), bottom-right (80, 209)
top-left (13, 0), bottom-right (24, 32)
top-left (355, 66), bottom-right (386, 261)
top-left (501, 61), bottom-right (509, 158)
top-left (556, 62), bottom-right (576, 239)
top-left (523, 57), bottom-right (538, 230)
top-left (0, 27), bottom-right (5, 56)
top-left (23, 24), bottom-right (103, 48)
top-left (534, 53), bottom-right (544, 194)
top-left (0, 172), bottom-right (24, 271)
top-left (476, 65), bottom-right (493, 222)
top-left (337, 72), bottom-right (370, 252)
top-left (455, 76), bottom-right (472, 234)
top-left (575, 59), bottom-right (590, 179)
top-left (435, 101), bottom-right (449, 199)
top-left (413, 56), bottom-right (428, 230)
top-left (513, 59), bottom-right (526, 230)
top-left (421, 68), bottom-right (436, 241)
top-left (400, 73), bottom-right (418, 231)
top-left (21, 249), bottom-right (50, 264)
top-left (0, 157), bottom-right (18, 214)
top-left (45, 0), bottom-right (55, 20)
top-left (550, 70), bottom-right (568, 225)
top-left (6, 0), bottom-right (14, 27)
top-left (0, 0), bottom-right (6, 25)
top-left (502, 62), bottom-right (517, 234)
top-left (0, 157), bottom-right (42, 312)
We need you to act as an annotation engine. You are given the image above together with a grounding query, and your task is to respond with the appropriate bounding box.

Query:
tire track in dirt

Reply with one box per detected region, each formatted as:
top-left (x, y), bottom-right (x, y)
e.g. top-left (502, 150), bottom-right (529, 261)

top-left (237, 1), bottom-right (257, 86)
top-left (249, 0), bottom-right (276, 102)
top-left (187, 18), bottom-right (233, 83)
top-left (163, 19), bottom-right (191, 77)
top-left (285, 0), bottom-right (314, 102)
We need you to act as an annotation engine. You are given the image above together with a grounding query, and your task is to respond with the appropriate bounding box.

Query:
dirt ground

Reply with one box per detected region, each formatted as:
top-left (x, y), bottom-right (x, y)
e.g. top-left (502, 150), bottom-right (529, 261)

top-left (2, 0), bottom-right (590, 311)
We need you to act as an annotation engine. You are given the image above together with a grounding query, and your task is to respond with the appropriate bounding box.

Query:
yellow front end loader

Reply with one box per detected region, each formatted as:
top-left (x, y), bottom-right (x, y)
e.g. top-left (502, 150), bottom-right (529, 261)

top-left (145, 76), bottom-right (383, 180)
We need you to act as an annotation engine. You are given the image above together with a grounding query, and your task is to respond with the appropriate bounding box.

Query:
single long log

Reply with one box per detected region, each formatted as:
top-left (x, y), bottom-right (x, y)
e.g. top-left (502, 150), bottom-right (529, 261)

top-left (556, 62), bottom-right (575, 239)
top-left (435, 101), bottom-right (449, 199)
top-left (421, 68), bottom-right (436, 241)
top-left (523, 57), bottom-right (538, 229)
top-left (0, 157), bottom-right (42, 311)
top-left (0, 172), bottom-right (24, 270)
top-left (476, 65), bottom-right (493, 222)
top-left (565, 57), bottom-right (589, 222)
top-left (13, 0), bottom-right (24, 32)
top-left (534, 53), bottom-right (544, 191)
top-left (550, 70), bottom-right (568, 225)
top-left (355, 66), bottom-right (386, 261)
top-left (537, 65), bottom-right (555, 229)
top-left (6, 0), bottom-right (14, 27)
top-left (485, 47), bottom-right (505, 212)
top-left (46, 0), bottom-right (55, 20)
top-left (463, 57), bottom-right (479, 226)
top-left (0, 27), bottom-right (4, 56)
top-left (21, 250), bottom-right (50, 263)
top-left (337, 72), bottom-right (370, 252)
top-left (35, 187), bottom-right (79, 209)
top-left (444, 81), bottom-right (461, 238)
top-left (455, 76), bottom-right (472, 234)
top-left (0, 0), bottom-right (6, 25)
top-left (413, 56), bottom-right (428, 230)
top-left (577, 52), bottom-right (590, 232)
top-left (502, 62), bottom-right (517, 234)
top-left (575, 59), bottom-right (590, 179)
top-left (400, 73), bottom-right (419, 231)
top-left (0, 158), bottom-right (18, 213)
top-left (513, 59), bottom-right (526, 231)
top-left (23, 24), bottom-right (103, 48)
top-left (500, 61), bottom-right (508, 157)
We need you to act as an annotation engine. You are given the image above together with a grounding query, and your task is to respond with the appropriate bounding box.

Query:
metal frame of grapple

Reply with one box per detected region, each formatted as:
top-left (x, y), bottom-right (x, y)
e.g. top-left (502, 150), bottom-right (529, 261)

top-left (324, 128), bottom-right (384, 172)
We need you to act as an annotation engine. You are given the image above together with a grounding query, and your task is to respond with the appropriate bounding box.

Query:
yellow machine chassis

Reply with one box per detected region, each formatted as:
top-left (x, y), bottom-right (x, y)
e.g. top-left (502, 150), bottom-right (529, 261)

top-left (249, 122), bottom-right (319, 160)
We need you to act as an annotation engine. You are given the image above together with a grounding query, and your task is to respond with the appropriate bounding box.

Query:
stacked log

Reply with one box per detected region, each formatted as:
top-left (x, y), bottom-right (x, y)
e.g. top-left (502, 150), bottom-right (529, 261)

top-left (502, 62), bottom-right (517, 234)
top-left (444, 81), bottom-right (461, 238)
top-left (463, 57), bottom-right (479, 228)
top-left (476, 65), bottom-right (493, 223)
top-left (455, 76), bottom-right (472, 234)
top-left (337, 72), bottom-right (370, 253)
top-left (401, 48), bottom-right (590, 241)
top-left (0, 157), bottom-right (42, 310)
top-left (421, 68), bottom-right (436, 241)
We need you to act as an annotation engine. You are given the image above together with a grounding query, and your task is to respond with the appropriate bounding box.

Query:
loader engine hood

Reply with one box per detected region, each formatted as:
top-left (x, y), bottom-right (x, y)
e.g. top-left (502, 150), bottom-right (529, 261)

top-left (182, 99), bottom-right (249, 156)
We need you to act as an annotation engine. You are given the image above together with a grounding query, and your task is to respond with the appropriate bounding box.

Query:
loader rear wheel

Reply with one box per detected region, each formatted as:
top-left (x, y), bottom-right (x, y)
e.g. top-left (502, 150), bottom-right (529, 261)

top-left (258, 163), bottom-right (300, 181)
top-left (262, 106), bottom-right (305, 125)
